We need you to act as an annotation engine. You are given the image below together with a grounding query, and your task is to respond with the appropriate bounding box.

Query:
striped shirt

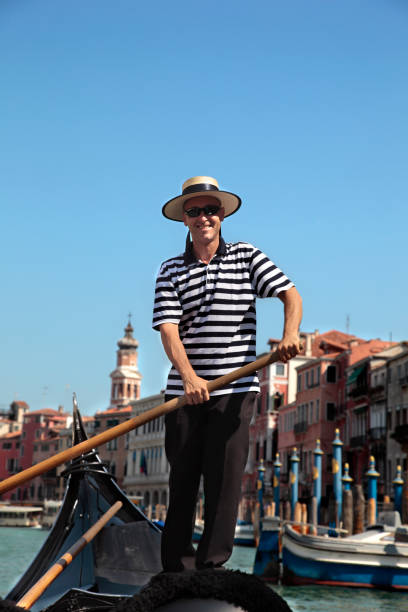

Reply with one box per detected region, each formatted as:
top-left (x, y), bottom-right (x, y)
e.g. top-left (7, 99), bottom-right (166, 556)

top-left (152, 238), bottom-right (294, 396)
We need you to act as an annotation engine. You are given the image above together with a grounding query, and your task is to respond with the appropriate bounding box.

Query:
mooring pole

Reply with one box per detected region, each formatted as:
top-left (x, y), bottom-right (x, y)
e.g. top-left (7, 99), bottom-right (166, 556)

top-left (273, 453), bottom-right (281, 518)
top-left (290, 447), bottom-right (299, 520)
top-left (313, 439), bottom-right (323, 523)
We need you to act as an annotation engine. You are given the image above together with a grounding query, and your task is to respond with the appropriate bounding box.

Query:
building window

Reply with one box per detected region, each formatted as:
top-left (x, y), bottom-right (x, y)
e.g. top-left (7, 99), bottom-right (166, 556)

top-left (327, 366), bottom-right (336, 383)
top-left (297, 373), bottom-right (302, 392)
top-left (326, 403), bottom-right (335, 421)
top-left (310, 369), bottom-right (314, 387)
top-left (107, 439), bottom-right (118, 451)
top-left (306, 372), bottom-right (309, 388)
top-left (276, 363), bottom-right (285, 376)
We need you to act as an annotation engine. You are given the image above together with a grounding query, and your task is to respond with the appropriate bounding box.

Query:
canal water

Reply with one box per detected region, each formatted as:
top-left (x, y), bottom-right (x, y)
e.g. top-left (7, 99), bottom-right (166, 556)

top-left (0, 527), bottom-right (407, 611)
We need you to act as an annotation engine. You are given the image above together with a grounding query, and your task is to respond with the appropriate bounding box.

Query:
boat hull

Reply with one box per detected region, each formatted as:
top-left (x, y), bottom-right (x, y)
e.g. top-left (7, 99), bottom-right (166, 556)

top-left (282, 526), bottom-right (408, 590)
top-left (252, 517), bottom-right (280, 581)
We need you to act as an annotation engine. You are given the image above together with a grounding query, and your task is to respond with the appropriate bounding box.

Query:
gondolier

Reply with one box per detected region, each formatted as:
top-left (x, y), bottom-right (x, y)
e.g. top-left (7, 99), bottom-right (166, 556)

top-left (153, 175), bottom-right (302, 572)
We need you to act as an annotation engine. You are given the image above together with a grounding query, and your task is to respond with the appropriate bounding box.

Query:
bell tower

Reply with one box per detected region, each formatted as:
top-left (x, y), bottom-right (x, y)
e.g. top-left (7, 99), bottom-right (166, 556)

top-left (110, 318), bottom-right (142, 407)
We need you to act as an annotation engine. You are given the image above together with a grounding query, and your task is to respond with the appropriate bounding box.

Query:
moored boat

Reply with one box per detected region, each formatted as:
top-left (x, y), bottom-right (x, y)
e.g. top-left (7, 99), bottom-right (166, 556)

top-left (282, 522), bottom-right (408, 590)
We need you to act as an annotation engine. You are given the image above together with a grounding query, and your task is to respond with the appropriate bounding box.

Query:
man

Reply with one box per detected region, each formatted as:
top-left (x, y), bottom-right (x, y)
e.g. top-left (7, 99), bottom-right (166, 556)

top-left (153, 176), bottom-right (302, 572)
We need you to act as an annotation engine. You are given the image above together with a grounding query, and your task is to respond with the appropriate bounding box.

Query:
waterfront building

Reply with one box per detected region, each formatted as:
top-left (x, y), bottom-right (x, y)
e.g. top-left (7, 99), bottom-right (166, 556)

top-left (277, 331), bottom-right (394, 510)
top-left (0, 401), bottom-right (29, 436)
top-left (94, 404), bottom-right (132, 489)
top-left (386, 342), bottom-right (408, 493)
top-left (0, 406), bottom-right (71, 502)
top-left (241, 330), bottom-right (319, 515)
top-left (27, 407), bottom-right (72, 502)
top-left (123, 392), bottom-right (168, 512)
top-left (277, 330), bottom-right (357, 504)
top-left (0, 430), bottom-right (22, 501)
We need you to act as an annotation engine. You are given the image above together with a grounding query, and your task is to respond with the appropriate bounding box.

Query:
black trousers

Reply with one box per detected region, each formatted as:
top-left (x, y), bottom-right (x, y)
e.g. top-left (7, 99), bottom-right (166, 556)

top-left (161, 391), bottom-right (256, 571)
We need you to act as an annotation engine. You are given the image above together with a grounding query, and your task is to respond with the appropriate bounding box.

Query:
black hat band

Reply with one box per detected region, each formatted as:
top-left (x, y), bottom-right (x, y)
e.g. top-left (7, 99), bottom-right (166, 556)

top-left (182, 183), bottom-right (219, 196)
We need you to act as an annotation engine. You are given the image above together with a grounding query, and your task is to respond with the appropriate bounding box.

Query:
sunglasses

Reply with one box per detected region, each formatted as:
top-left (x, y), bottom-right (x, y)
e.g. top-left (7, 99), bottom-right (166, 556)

top-left (184, 204), bottom-right (221, 218)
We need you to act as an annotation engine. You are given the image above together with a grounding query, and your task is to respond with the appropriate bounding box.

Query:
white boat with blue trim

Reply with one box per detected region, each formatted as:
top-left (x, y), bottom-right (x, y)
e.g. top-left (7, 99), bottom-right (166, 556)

top-left (282, 522), bottom-right (408, 590)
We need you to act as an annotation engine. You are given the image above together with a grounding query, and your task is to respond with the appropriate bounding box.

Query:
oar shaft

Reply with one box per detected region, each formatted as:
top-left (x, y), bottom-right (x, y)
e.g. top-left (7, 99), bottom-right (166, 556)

top-left (17, 501), bottom-right (122, 609)
top-left (0, 350), bottom-right (279, 495)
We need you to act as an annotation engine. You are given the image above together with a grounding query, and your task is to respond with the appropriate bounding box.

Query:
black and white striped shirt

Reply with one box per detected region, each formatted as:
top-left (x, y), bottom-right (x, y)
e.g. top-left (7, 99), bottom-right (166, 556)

top-left (152, 238), bottom-right (293, 396)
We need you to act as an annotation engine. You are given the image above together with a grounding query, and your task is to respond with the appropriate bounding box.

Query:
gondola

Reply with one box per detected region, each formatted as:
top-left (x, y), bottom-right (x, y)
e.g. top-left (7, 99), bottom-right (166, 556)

top-left (5, 406), bottom-right (162, 612)
top-left (2, 353), bottom-right (292, 612)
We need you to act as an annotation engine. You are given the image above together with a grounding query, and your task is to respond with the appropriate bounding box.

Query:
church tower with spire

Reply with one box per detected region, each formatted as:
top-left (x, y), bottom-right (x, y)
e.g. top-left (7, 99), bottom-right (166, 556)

top-left (109, 318), bottom-right (142, 407)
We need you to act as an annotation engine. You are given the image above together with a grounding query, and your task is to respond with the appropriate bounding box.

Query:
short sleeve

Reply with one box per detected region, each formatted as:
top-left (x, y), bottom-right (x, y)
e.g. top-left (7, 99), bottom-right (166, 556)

top-left (248, 246), bottom-right (294, 298)
top-left (152, 263), bottom-right (183, 330)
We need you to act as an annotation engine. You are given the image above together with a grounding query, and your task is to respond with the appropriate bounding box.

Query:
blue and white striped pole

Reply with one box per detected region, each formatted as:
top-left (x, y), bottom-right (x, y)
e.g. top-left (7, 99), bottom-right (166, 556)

top-left (273, 453), bottom-right (281, 517)
top-left (393, 464), bottom-right (404, 517)
top-left (290, 447), bottom-right (299, 520)
top-left (332, 429), bottom-right (343, 524)
top-left (313, 439), bottom-right (323, 523)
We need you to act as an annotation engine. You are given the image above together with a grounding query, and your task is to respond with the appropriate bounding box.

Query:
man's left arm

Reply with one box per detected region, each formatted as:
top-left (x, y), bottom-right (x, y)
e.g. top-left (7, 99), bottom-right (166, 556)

top-left (277, 286), bottom-right (303, 362)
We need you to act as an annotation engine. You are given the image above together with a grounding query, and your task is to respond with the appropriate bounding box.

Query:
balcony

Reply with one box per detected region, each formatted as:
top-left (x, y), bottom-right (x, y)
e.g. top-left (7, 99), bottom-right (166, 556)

top-left (370, 384), bottom-right (385, 399)
top-left (294, 420), bottom-right (308, 435)
top-left (368, 427), bottom-right (386, 441)
top-left (350, 435), bottom-right (366, 448)
top-left (348, 385), bottom-right (368, 399)
top-left (391, 424), bottom-right (408, 446)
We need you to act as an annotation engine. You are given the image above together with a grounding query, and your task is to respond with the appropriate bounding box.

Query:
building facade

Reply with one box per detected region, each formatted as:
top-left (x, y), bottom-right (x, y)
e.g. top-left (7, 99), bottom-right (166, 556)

top-left (123, 392), bottom-right (168, 511)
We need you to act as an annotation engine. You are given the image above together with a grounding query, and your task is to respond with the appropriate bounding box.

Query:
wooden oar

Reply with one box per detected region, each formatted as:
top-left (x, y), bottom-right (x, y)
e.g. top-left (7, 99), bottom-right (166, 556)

top-left (0, 350), bottom-right (280, 495)
top-left (17, 500), bottom-right (122, 609)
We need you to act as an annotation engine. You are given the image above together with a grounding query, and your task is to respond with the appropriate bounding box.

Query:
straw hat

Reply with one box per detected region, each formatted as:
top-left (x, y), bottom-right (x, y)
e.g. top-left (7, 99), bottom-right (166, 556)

top-left (162, 176), bottom-right (242, 222)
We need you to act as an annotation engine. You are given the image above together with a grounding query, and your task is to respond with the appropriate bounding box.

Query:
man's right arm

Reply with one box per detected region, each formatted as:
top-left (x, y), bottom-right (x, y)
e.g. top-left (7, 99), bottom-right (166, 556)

top-left (159, 322), bottom-right (210, 405)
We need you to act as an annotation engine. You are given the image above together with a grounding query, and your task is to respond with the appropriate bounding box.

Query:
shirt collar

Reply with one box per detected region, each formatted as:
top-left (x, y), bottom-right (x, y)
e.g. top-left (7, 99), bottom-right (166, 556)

top-left (184, 233), bottom-right (227, 265)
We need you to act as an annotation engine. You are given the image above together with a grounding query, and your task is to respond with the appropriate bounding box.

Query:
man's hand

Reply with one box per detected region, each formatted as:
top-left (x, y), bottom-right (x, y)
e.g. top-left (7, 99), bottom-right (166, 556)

top-left (160, 323), bottom-right (210, 405)
top-left (182, 373), bottom-right (210, 405)
top-left (277, 333), bottom-right (301, 363)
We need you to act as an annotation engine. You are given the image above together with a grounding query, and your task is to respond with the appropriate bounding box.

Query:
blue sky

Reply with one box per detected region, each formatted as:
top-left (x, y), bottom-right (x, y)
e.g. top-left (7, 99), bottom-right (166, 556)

top-left (1, 0), bottom-right (407, 415)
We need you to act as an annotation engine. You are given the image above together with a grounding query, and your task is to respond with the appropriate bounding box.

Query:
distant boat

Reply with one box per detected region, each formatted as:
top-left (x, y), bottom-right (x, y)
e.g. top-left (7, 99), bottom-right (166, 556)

top-left (194, 518), bottom-right (255, 547)
top-left (282, 522), bottom-right (408, 590)
top-left (41, 500), bottom-right (63, 529)
top-left (0, 504), bottom-right (42, 528)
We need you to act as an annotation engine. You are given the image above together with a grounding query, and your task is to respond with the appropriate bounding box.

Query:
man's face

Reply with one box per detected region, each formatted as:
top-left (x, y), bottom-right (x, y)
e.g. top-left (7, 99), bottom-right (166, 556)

top-left (183, 195), bottom-right (225, 245)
